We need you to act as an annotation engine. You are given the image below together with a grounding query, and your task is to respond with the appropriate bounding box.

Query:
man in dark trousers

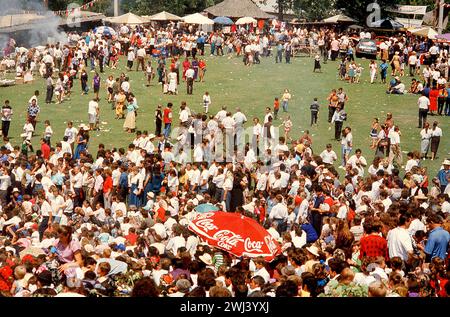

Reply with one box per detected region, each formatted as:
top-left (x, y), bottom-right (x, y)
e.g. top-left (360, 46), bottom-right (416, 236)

top-left (45, 76), bottom-right (54, 104)
top-left (185, 66), bottom-right (195, 95)
top-left (331, 105), bottom-right (346, 141)
top-left (310, 98), bottom-right (320, 126)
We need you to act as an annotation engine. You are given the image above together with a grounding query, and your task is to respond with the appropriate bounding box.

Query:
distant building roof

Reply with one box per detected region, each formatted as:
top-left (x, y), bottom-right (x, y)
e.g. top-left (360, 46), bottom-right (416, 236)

top-left (204, 0), bottom-right (271, 19)
top-left (0, 11), bottom-right (105, 33)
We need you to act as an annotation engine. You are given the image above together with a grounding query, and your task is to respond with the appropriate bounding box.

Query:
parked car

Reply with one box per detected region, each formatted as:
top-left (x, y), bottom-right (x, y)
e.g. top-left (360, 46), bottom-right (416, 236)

top-left (355, 39), bottom-right (378, 58)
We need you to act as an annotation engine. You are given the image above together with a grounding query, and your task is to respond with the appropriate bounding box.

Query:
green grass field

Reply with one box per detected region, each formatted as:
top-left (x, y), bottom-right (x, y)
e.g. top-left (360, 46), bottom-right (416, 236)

top-left (1, 53), bottom-right (448, 177)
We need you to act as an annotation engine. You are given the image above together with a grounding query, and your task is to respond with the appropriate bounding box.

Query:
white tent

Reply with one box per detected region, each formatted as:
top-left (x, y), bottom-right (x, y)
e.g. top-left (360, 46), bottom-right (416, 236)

top-left (144, 11), bottom-right (181, 21)
top-left (409, 26), bottom-right (438, 39)
top-left (235, 16), bottom-right (257, 25)
top-left (323, 14), bottom-right (356, 23)
top-left (104, 12), bottom-right (148, 25)
top-left (182, 13), bottom-right (214, 25)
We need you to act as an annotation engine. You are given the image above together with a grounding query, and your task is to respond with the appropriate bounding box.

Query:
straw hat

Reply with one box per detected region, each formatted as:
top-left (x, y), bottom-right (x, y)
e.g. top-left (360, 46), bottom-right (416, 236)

top-left (199, 253), bottom-right (213, 266)
top-left (306, 245), bottom-right (320, 257)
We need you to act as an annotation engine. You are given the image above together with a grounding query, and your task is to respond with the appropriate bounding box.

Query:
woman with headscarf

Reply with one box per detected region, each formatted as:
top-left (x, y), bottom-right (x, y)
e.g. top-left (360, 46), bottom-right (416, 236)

top-left (123, 94), bottom-right (139, 133)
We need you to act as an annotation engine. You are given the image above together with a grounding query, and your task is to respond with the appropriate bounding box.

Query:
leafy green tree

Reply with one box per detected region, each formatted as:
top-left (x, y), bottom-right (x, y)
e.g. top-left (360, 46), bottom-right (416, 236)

top-left (294, 0), bottom-right (335, 21)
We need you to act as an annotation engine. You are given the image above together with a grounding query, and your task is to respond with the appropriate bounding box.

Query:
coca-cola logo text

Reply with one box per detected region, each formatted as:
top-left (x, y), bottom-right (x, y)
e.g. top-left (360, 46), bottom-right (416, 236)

top-left (213, 230), bottom-right (244, 250)
top-left (244, 238), bottom-right (264, 253)
top-left (195, 218), bottom-right (218, 232)
top-left (264, 235), bottom-right (279, 255)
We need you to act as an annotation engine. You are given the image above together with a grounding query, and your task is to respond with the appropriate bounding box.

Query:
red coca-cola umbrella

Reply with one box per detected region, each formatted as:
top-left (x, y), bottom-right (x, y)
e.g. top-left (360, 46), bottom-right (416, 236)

top-left (188, 212), bottom-right (281, 262)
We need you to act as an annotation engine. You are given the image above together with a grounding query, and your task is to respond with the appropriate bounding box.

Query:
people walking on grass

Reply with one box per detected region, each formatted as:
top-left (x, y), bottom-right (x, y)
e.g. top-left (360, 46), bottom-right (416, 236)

top-left (92, 72), bottom-right (100, 101)
top-left (281, 89), bottom-right (291, 113)
top-left (203, 91), bottom-right (211, 114)
top-left (1, 100), bottom-right (13, 138)
top-left (310, 98), bottom-right (320, 126)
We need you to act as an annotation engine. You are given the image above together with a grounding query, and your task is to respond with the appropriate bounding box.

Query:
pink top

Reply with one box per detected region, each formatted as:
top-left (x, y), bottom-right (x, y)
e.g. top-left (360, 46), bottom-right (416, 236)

top-left (54, 238), bottom-right (81, 263)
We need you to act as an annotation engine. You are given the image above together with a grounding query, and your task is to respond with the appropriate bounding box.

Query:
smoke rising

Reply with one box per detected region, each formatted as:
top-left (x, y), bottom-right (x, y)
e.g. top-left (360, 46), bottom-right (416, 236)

top-left (0, 0), bottom-right (69, 50)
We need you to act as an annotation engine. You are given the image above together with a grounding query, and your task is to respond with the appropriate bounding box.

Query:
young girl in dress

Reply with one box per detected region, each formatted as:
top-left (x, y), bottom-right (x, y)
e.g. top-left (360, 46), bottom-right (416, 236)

top-left (369, 118), bottom-right (380, 149)
top-left (348, 61), bottom-right (356, 83)
top-left (282, 115), bottom-right (293, 141)
top-left (43, 120), bottom-right (53, 146)
top-left (355, 64), bottom-right (363, 83)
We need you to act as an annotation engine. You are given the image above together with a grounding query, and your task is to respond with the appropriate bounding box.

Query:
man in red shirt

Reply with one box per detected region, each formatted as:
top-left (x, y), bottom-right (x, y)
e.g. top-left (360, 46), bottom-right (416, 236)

top-left (163, 102), bottom-right (173, 139)
top-left (359, 220), bottom-right (389, 261)
top-left (40, 138), bottom-right (50, 160)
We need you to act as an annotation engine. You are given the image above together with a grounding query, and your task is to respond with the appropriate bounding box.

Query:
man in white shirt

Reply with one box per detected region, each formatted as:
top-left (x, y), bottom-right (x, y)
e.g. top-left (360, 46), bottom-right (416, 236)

top-left (185, 67), bottom-right (195, 95)
top-left (64, 121), bottom-right (78, 151)
top-left (165, 228), bottom-right (186, 255)
top-left (405, 152), bottom-right (418, 173)
top-left (347, 149), bottom-right (368, 171)
top-left (388, 126), bottom-right (402, 166)
top-left (387, 214), bottom-right (413, 262)
top-left (417, 93), bottom-right (430, 128)
top-left (179, 105), bottom-right (189, 127)
top-left (214, 106), bottom-right (227, 123)
top-left (408, 53), bottom-right (417, 76)
top-left (253, 258), bottom-right (271, 284)
top-left (126, 48), bottom-right (135, 71)
top-left (269, 195), bottom-right (288, 229)
top-left (232, 108), bottom-right (247, 148)
top-left (136, 46), bottom-right (146, 71)
top-left (320, 144), bottom-right (337, 165)
top-left (88, 98), bottom-right (99, 131)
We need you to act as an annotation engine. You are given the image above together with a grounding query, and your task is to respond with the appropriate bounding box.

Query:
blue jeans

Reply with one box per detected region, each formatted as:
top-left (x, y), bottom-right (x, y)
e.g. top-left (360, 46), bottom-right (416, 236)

top-left (282, 101), bottom-right (288, 112)
top-left (90, 58), bottom-right (95, 70)
top-left (163, 123), bottom-right (171, 138)
top-left (341, 145), bottom-right (352, 166)
top-left (276, 51), bottom-right (282, 63)
top-left (225, 192), bottom-right (231, 212)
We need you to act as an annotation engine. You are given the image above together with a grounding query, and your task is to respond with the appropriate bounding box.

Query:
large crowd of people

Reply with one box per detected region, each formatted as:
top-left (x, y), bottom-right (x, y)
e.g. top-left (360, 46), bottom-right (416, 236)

top-left (0, 21), bottom-right (449, 298)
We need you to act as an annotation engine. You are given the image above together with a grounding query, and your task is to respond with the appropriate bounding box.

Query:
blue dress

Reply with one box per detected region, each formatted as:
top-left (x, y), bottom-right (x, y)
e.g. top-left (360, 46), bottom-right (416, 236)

top-left (73, 136), bottom-right (86, 160)
top-left (128, 183), bottom-right (140, 208)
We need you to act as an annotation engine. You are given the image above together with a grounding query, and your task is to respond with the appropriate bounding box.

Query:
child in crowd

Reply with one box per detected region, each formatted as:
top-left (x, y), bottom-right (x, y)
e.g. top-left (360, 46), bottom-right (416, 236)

top-left (273, 97), bottom-right (280, 120)
top-left (43, 120), bottom-right (53, 146)
top-left (203, 91), bottom-right (211, 114)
